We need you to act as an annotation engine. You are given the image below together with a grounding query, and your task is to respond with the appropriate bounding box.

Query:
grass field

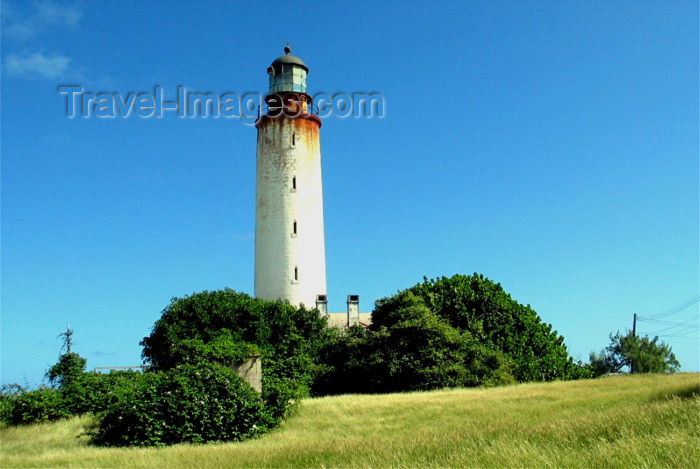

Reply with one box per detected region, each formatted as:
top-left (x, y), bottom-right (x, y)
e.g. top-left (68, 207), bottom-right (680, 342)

top-left (1, 373), bottom-right (698, 468)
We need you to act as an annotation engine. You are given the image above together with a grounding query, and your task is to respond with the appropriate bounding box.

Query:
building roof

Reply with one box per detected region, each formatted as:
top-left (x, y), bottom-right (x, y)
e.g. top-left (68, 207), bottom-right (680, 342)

top-left (326, 313), bottom-right (373, 329)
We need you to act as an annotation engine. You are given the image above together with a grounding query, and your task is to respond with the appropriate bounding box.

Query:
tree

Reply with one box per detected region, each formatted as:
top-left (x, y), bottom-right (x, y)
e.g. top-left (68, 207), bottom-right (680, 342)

top-left (314, 292), bottom-right (514, 395)
top-left (373, 274), bottom-right (587, 382)
top-left (2, 326), bottom-right (86, 425)
top-left (2, 328), bottom-right (146, 427)
top-left (589, 331), bottom-right (681, 376)
top-left (46, 352), bottom-right (86, 388)
top-left (85, 289), bottom-right (333, 447)
top-left (46, 324), bottom-right (87, 388)
top-left (140, 289), bottom-right (331, 419)
top-left (314, 274), bottom-right (587, 395)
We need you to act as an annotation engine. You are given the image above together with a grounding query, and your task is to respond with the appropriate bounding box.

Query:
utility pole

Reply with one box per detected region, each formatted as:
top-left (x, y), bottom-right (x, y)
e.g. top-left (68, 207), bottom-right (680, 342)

top-left (630, 314), bottom-right (637, 374)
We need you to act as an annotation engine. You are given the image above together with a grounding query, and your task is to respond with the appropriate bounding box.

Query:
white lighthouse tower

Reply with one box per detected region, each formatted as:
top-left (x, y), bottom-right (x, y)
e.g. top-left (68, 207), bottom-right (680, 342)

top-left (254, 47), bottom-right (326, 308)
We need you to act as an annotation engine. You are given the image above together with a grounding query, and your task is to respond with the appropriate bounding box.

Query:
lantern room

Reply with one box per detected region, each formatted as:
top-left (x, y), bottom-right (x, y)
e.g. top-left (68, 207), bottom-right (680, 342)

top-left (267, 46), bottom-right (308, 94)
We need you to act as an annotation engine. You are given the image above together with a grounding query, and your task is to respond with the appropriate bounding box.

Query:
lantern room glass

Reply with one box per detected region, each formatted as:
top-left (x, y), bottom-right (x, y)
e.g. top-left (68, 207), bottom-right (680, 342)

top-left (269, 64), bottom-right (307, 94)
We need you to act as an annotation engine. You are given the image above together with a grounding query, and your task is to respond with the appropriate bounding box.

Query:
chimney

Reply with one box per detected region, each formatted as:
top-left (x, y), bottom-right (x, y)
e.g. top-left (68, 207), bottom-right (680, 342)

top-left (347, 294), bottom-right (360, 327)
top-left (315, 294), bottom-right (328, 316)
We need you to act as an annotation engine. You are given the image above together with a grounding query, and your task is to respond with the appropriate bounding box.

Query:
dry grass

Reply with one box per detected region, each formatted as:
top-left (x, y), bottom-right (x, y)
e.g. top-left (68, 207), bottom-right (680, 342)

top-left (1, 373), bottom-right (698, 468)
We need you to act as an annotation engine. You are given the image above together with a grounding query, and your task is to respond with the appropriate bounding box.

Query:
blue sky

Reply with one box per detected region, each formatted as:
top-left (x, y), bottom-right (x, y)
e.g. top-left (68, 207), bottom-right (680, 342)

top-left (2, 1), bottom-right (698, 387)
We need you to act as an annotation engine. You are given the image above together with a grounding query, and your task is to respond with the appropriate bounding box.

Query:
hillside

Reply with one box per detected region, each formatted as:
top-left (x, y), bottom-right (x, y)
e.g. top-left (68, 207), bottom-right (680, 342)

top-left (1, 374), bottom-right (698, 468)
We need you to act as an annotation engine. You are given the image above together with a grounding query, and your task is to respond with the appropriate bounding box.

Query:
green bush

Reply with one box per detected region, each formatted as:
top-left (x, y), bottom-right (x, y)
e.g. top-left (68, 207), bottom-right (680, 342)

top-left (314, 274), bottom-right (589, 395)
top-left (1, 369), bottom-right (148, 426)
top-left (91, 363), bottom-right (269, 447)
top-left (313, 292), bottom-right (515, 395)
top-left (62, 370), bottom-right (147, 415)
top-left (46, 352), bottom-right (86, 388)
top-left (2, 386), bottom-right (70, 425)
top-left (168, 331), bottom-right (260, 368)
top-left (312, 326), bottom-right (373, 395)
top-left (44, 346), bottom-right (147, 417)
top-left (140, 289), bottom-right (330, 421)
top-left (1, 341), bottom-right (154, 426)
top-left (0, 384), bottom-right (25, 425)
top-left (379, 274), bottom-right (587, 382)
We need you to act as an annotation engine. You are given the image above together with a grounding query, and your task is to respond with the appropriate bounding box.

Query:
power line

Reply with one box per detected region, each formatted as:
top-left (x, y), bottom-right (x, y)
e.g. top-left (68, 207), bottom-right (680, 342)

top-left (638, 317), bottom-right (698, 327)
top-left (633, 295), bottom-right (699, 344)
top-left (638, 315), bottom-right (698, 334)
top-left (644, 324), bottom-right (699, 336)
top-left (650, 333), bottom-right (699, 340)
top-left (638, 294), bottom-right (700, 320)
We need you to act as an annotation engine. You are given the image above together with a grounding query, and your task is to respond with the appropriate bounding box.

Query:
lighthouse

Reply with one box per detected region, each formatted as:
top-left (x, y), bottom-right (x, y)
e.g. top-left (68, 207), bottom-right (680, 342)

top-left (254, 47), bottom-right (327, 308)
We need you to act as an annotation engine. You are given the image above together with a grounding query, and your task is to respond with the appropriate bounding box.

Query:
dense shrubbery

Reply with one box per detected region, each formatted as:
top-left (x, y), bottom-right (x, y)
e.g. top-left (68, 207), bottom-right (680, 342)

top-left (92, 363), bottom-right (268, 447)
top-left (314, 274), bottom-right (589, 395)
top-left (140, 289), bottom-right (330, 422)
top-left (0, 385), bottom-right (70, 425)
top-left (0, 364), bottom-right (145, 427)
top-left (314, 292), bottom-right (515, 395)
top-left (3, 278), bottom-right (596, 446)
top-left (0, 337), bottom-right (144, 426)
top-left (62, 370), bottom-right (147, 415)
top-left (395, 274), bottom-right (589, 382)
top-left (63, 289), bottom-right (329, 446)
top-left (0, 384), bottom-right (22, 423)
top-left (44, 350), bottom-right (146, 417)
top-left (1, 290), bottom-right (329, 447)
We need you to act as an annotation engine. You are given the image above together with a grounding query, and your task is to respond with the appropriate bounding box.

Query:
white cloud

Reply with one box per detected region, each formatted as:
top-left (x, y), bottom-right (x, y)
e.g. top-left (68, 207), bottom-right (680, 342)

top-left (34, 0), bottom-right (83, 27)
top-left (4, 51), bottom-right (71, 79)
top-left (1, 0), bottom-right (83, 40)
top-left (3, 21), bottom-right (37, 40)
top-left (1, 2), bottom-right (92, 82)
top-left (0, 0), bottom-right (37, 40)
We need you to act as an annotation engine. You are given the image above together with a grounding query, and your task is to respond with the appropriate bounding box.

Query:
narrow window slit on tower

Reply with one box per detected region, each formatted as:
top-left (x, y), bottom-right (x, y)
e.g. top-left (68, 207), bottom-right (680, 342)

top-left (292, 133), bottom-right (295, 146)
top-left (293, 220), bottom-right (297, 235)
top-left (294, 267), bottom-right (298, 281)
top-left (292, 176), bottom-right (297, 191)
